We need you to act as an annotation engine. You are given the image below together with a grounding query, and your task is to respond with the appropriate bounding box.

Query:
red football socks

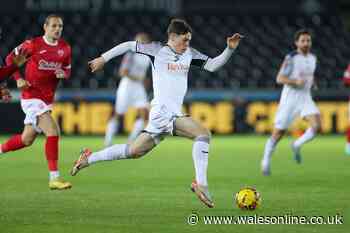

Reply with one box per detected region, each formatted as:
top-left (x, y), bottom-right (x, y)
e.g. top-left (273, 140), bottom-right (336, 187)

top-left (1, 134), bottom-right (25, 152)
top-left (45, 136), bottom-right (59, 171)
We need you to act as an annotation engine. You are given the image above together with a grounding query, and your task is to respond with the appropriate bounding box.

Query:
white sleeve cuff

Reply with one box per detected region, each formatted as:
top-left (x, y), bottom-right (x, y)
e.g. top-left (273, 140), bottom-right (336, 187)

top-left (204, 47), bottom-right (235, 72)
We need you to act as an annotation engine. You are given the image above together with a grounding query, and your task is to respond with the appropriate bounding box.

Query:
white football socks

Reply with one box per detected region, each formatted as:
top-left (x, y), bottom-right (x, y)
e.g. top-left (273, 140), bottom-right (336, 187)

top-left (346, 143), bottom-right (350, 155)
top-left (293, 128), bottom-right (316, 149)
top-left (192, 136), bottom-right (210, 187)
top-left (128, 118), bottom-right (145, 142)
top-left (88, 144), bottom-right (130, 165)
top-left (49, 171), bottom-right (60, 181)
top-left (104, 118), bottom-right (119, 147)
top-left (262, 137), bottom-right (277, 166)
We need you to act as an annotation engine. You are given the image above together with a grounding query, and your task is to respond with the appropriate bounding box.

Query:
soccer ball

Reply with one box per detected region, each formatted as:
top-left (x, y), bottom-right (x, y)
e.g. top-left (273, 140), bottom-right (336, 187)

top-left (234, 187), bottom-right (261, 210)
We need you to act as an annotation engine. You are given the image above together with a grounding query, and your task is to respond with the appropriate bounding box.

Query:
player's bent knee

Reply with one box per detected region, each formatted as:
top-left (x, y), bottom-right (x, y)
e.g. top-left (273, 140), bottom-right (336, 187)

top-left (130, 149), bottom-right (147, 159)
top-left (310, 118), bottom-right (321, 133)
top-left (44, 129), bottom-right (59, 137)
top-left (193, 128), bottom-right (211, 140)
top-left (312, 123), bottom-right (321, 133)
top-left (202, 128), bottom-right (211, 138)
top-left (207, 129), bottom-right (212, 138)
top-left (272, 129), bottom-right (285, 141)
top-left (194, 133), bottom-right (211, 143)
top-left (21, 136), bottom-right (35, 146)
top-left (129, 146), bottom-right (149, 159)
top-left (131, 153), bottom-right (144, 159)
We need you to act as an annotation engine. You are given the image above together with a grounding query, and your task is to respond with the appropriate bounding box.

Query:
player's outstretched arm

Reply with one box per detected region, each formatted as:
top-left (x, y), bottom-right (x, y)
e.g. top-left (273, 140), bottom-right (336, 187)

top-left (0, 40), bottom-right (30, 82)
top-left (204, 33), bottom-right (243, 72)
top-left (12, 50), bottom-right (29, 68)
top-left (0, 65), bottom-right (18, 81)
top-left (1, 50), bottom-right (29, 81)
top-left (88, 41), bottom-right (136, 73)
top-left (6, 43), bottom-right (32, 89)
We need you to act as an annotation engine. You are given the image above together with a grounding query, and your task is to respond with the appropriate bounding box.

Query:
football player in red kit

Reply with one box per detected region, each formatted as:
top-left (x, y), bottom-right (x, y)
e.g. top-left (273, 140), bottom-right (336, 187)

top-left (0, 15), bottom-right (72, 189)
top-left (0, 55), bottom-right (26, 80)
top-left (0, 54), bottom-right (29, 102)
top-left (0, 54), bottom-right (28, 102)
top-left (344, 64), bottom-right (350, 155)
top-left (0, 27), bottom-right (29, 101)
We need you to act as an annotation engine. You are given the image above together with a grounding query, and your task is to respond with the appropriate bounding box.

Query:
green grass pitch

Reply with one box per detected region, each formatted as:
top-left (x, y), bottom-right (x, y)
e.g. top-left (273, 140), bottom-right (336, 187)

top-left (0, 135), bottom-right (349, 233)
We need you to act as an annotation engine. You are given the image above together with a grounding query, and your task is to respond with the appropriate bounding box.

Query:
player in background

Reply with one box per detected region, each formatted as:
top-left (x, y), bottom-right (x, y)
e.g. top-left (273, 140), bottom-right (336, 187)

top-left (343, 64), bottom-right (350, 155)
top-left (0, 15), bottom-right (72, 190)
top-left (0, 51), bottom-right (27, 102)
top-left (0, 52), bottom-right (28, 102)
top-left (104, 33), bottom-right (151, 147)
top-left (72, 19), bottom-right (243, 208)
top-left (0, 54), bottom-right (28, 102)
top-left (0, 52), bottom-right (27, 81)
top-left (261, 29), bottom-right (321, 176)
top-left (0, 27), bottom-right (29, 101)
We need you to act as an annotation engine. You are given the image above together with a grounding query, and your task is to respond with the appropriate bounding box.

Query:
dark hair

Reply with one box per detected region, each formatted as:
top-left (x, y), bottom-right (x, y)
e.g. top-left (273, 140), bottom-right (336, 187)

top-left (294, 29), bottom-right (311, 41)
top-left (44, 14), bottom-right (63, 25)
top-left (167, 18), bottom-right (192, 36)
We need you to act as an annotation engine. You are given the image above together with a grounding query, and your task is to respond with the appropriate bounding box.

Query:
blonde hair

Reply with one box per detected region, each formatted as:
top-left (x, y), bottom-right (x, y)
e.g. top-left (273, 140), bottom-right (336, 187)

top-left (44, 14), bottom-right (63, 25)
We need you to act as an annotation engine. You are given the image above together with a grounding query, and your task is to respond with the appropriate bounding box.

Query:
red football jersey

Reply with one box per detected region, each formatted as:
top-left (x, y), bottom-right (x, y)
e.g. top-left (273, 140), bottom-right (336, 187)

top-left (343, 64), bottom-right (350, 87)
top-left (0, 64), bottom-right (18, 81)
top-left (6, 36), bottom-right (71, 104)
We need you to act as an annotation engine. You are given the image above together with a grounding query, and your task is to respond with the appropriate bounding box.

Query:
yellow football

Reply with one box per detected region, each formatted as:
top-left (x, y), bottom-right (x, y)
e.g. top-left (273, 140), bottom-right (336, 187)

top-left (235, 187), bottom-right (261, 210)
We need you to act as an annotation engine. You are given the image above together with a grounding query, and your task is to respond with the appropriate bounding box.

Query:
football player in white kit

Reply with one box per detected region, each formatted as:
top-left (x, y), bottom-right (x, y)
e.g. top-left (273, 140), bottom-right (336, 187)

top-left (261, 29), bottom-right (321, 176)
top-left (71, 18), bottom-right (243, 208)
top-left (104, 33), bottom-right (151, 147)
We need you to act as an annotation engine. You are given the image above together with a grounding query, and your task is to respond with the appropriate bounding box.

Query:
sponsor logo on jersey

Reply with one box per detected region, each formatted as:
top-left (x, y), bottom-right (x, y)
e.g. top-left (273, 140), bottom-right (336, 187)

top-left (38, 59), bottom-right (62, 71)
top-left (167, 63), bottom-right (189, 72)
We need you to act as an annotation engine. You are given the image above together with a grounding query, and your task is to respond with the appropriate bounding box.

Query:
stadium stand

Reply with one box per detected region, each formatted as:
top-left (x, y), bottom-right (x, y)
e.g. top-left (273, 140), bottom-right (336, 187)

top-left (1, 13), bottom-right (349, 89)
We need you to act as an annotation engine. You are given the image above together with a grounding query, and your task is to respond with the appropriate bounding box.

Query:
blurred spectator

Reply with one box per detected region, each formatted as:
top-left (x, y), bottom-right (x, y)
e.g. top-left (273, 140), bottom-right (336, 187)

top-left (233, 97), bottom-right (253, 133)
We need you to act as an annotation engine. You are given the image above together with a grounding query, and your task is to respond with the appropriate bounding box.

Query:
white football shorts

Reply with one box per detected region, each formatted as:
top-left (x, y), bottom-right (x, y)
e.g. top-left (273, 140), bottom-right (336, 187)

top-left (143, 104), bottom-right (186, 144)
top-left (274, 95), bottom-right (320, 130)
top-left (21, 98), bottom-right (52, 133)
top-left (115, 78), bottom-right (148, 115)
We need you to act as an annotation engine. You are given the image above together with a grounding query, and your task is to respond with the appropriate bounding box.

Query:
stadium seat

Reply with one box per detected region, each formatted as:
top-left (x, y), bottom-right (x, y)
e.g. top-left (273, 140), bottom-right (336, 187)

top-left (0, 13), bottom-right (348, 89)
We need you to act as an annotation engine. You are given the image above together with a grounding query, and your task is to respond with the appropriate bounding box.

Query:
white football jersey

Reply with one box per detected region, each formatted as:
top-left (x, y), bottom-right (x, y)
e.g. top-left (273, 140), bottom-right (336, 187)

top-left (119, 52), bottom-right (150, 81)
top-left (136, 41), bottom-right (209, 114)
top-left (279, 51), bottom-right (317, 99)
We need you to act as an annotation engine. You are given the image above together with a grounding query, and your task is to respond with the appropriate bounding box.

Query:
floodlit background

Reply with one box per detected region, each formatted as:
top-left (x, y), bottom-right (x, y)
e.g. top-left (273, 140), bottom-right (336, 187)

top-left (0, 1), bottom-right (349, 233)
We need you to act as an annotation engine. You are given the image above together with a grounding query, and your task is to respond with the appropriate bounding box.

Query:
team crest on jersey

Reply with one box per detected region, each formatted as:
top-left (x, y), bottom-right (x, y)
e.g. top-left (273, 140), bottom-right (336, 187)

top-left (57, 49), bottom-right (64, 57)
